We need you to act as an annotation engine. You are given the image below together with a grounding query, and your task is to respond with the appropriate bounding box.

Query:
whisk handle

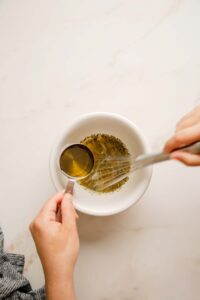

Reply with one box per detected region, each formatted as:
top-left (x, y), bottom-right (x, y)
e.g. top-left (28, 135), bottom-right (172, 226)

top-left (135, 152), bottom-right (170, 169)
top-left (135, 141), bottom-right (200, 169)
top-left (180, 141), bottom-right (200, 154)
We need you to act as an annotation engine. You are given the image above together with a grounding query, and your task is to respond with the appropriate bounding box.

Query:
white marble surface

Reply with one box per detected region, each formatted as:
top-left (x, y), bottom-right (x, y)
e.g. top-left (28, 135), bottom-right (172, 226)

top-left (1, 0), bottom-right (200, 299)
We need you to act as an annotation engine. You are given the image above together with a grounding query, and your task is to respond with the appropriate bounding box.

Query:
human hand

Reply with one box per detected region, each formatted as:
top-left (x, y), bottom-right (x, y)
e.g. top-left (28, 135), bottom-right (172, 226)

top-left (164, 106), bottom-right (200, 166)
top-left (30, 192), bottom-right (79, 299)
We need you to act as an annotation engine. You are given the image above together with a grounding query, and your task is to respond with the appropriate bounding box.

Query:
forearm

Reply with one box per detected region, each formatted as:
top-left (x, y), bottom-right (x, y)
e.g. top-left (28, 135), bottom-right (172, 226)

top-left (46, 277), bottom-right (76, 300)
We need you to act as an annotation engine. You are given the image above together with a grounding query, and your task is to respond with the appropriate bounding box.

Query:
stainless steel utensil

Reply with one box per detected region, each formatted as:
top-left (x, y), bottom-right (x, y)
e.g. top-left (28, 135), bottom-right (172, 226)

top-left (97, 141), bottom-right (200, 191)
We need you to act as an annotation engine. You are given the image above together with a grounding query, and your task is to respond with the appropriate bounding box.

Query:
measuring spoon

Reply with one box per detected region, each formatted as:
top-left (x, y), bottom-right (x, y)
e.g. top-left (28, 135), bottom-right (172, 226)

top-left (59, 143), bottom-right (94, 194)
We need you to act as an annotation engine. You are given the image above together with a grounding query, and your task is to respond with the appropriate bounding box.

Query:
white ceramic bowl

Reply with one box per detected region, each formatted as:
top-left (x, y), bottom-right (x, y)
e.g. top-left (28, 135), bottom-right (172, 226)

top-left (49, 112), bottom-right (152, 216)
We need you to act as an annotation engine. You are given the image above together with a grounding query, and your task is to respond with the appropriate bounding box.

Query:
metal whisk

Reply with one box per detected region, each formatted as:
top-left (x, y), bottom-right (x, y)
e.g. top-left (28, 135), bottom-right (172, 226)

top-left (85, 141), bottom-right (200, 191)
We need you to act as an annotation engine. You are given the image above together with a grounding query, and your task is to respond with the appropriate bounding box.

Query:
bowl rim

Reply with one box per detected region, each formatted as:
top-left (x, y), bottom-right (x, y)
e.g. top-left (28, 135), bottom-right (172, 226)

top-left (49, 112), bottom-right (153, 216)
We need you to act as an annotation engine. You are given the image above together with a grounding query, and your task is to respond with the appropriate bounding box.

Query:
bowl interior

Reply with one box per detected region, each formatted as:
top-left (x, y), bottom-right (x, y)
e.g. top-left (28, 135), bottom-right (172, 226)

top-left (50, 113), bottom-right (152, 216)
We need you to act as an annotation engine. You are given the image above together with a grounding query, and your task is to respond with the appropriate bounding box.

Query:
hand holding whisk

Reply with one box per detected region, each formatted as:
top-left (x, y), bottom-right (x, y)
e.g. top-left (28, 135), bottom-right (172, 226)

top-left (89, 141), bottom-right (200, 191)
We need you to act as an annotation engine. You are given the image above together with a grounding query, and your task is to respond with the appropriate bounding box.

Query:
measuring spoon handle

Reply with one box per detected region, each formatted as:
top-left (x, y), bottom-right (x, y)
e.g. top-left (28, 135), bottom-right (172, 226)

top-left (65, 179), bottom-right (75, 194)
top-left (56, 179), bottom-right (75, 222)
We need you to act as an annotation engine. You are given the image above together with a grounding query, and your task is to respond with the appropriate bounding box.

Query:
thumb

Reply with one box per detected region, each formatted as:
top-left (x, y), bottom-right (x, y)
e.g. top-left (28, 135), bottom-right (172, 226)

top-left (61, 193), bottom-right (77, 227)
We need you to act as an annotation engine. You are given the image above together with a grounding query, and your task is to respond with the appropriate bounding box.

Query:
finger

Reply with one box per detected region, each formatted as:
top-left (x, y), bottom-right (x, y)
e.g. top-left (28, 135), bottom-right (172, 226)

top-left (176, 115), bottom-right (200, 131)
top-left (176, 106), bottom-right (200, 127)
top-left (61, 193), bottom-right (77, 227)
top-left (176, 111), bottom-right (195, 125)
top-left (171, 151), bottom-right (200, 166)
top-left (164, 124), bottom-right (200, 153)
top-left (40, 192), bottom-right (63, 216)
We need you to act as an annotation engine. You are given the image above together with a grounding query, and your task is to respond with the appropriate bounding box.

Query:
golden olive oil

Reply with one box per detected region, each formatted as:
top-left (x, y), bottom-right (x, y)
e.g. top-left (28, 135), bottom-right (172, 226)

top-left (60, 144), bottom-right (94, 178)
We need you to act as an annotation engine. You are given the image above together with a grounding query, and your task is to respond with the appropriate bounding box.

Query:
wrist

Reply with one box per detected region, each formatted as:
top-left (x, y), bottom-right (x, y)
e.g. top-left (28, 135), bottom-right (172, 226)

top-left (46, 276), bottom-right (74, 288)
top-left (41, 255), bottom-right (75, 282)
top-left (44, 266), bottom-right (74, 284)
top-left (45, 277), bottom-right (75, 300)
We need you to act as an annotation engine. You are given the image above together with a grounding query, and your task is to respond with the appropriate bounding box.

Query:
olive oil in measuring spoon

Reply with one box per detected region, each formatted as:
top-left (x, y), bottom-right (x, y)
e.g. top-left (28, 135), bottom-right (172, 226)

top-left (59, 144), bottom-right (94, 193)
